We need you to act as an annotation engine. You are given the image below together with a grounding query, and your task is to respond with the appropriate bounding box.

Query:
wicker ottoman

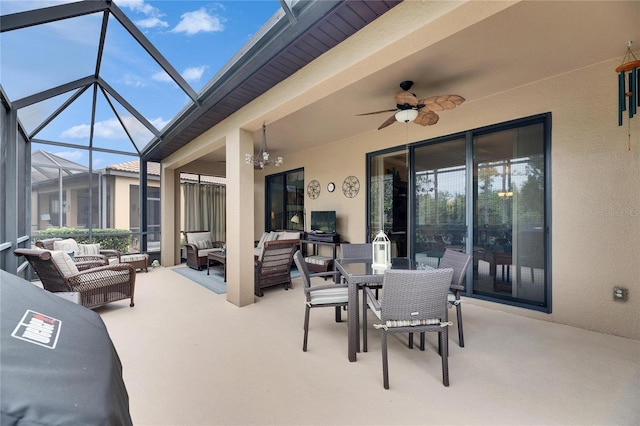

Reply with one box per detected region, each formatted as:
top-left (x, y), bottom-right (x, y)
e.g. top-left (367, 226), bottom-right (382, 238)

top-left (120, 253), bottom-right (149, 272)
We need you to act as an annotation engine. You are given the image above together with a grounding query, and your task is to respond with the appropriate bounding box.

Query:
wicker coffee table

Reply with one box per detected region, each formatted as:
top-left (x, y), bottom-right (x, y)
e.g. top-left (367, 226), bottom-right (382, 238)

top-left (207, 251), bottom-right (226, 281)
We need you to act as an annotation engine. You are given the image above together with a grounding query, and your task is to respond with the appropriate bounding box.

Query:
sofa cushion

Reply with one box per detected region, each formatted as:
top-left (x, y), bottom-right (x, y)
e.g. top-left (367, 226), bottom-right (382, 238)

top-left (279, 231), bottom-right (300, 241)
top-left (78, 243), bottom-right (101, 255)
top-left (50, 250), bottom-right (79, 277)
top-left (195, 239), bottom-right (212, 249)
top-left (196, 248), bottom-right (223, 258)
top-left (186, 232), bottom-right (212, 244)
top-left (53, 238), bottom-right (80, 253)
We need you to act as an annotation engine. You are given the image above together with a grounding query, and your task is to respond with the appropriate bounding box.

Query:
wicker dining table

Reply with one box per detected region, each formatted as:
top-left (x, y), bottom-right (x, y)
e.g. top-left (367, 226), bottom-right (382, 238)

top-left (335, 258), bottom-right (420, 362)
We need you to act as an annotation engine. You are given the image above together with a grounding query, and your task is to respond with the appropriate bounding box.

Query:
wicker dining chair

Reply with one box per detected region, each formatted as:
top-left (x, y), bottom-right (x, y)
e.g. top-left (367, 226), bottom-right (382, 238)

top-left (14, 249), bottom-right (136, 309)
top-left (363, 268), bottom-right (454, 389)
top-left (438, 249), bottom-right (473, 347)
top-left (412, 249), bottom-right (473, 350)
top-left (293, 251), bottom-right (347, 352)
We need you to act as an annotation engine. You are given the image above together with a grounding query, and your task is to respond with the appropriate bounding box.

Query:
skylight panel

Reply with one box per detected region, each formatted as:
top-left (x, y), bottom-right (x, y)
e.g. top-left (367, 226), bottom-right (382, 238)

top-left (0, 12), bottom-right (101, 101)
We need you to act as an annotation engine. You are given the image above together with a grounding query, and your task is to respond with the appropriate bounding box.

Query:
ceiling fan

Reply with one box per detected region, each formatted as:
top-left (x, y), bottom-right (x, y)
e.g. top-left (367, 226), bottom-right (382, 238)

top-left (357, 80), bottom-right (465, 130)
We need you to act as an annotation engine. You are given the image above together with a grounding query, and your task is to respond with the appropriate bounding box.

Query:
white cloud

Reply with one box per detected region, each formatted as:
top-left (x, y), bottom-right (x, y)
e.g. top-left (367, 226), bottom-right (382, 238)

top-left (116, 0), bottom-right (168, 29)
top-left (172, 8), bottom-right (225, 35)
top-left (182, 66), bottom-right (207, 83)
top-left (121, 73), bottom-right (146, 88)
top-left (135, 17), bottom-right (169, 29)
top-left (149, 117), bottom-right (170, 131)
top-left (151, 70), bottom-right (173, 83)
top-left (53, 150), bottom-right (83, 162)
top-left (61, 116), bottom-right (168, 141)
top-left (115, 0), bottom-right (158, 16)
top-left (151, 66), bottom-right (208, 84)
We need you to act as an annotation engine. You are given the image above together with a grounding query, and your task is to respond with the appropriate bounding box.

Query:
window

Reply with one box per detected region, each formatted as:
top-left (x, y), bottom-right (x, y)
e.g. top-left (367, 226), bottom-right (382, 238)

top-left (265, 169), bottom-right (304, 232)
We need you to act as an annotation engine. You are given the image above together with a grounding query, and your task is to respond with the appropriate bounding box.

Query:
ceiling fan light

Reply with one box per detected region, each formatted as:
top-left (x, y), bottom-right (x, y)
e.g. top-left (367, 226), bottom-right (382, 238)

top-left (395, 109), bottom-right (418, 123)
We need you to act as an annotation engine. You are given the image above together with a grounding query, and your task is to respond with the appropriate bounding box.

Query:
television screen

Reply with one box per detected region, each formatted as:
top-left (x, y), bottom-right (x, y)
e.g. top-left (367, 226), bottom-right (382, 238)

top-left (310, 211), bottom-right (336, 233)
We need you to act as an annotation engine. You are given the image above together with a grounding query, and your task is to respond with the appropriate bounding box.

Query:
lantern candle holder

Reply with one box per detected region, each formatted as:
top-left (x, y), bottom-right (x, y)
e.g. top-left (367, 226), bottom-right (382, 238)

top-left (372, 230), bottom-right (391, 268)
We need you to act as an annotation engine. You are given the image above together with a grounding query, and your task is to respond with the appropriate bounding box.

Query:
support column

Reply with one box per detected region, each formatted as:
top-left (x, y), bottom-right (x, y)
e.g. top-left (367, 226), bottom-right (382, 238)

top-left (160, 166), bottom-right (178, 267)
top-left (226, 128), bottom-right (255, 307)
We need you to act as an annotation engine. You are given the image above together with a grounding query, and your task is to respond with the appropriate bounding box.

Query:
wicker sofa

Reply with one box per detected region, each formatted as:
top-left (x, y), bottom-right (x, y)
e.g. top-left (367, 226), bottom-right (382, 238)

top-left (183, 231), bottom-right (225, 270)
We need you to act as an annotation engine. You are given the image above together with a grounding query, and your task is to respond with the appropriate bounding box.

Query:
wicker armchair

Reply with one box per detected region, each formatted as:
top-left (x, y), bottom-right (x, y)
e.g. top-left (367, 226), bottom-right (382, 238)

top-left (36, 237), bottom-right (120, 265)
top-left (254, 239), bottom-right (298, 297)
top-left (293, 251), bottom-right (347, 351)
top-left (363, 268), bottom-right (454, 388)
top-left (183, 231), bottom-right (225, 270)
top-left (14, 249), bottom-right (136, 309)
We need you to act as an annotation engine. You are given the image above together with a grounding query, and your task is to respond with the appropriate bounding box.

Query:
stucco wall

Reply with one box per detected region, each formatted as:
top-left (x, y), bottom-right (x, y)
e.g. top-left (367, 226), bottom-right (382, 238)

top-left (255, 58), bottom-right (639, 340)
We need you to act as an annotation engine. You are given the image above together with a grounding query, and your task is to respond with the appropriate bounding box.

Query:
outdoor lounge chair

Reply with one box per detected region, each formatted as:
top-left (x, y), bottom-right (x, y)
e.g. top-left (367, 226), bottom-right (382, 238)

top-left (14, 248), bottom-right (136, 309)
top-left (183, 231), bottom-right (225, 270)
top-left (36, 237), bottom-right (120, 265)
top-left (254, 239), bottom-right (298, 297)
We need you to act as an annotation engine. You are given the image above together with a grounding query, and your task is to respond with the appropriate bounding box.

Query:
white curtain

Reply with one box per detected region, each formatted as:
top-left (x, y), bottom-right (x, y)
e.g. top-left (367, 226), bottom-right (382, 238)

top-left (183, 183), bottom-right (226, 241)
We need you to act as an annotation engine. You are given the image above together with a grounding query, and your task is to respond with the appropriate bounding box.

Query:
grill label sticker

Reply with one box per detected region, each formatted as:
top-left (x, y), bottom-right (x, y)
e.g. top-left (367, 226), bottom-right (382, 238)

top-left (11, 310), bottom-right (61, 349)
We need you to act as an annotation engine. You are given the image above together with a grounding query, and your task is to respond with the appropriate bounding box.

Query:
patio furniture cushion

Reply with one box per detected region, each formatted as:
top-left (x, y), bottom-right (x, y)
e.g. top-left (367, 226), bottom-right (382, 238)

top-left (78, 243), bottom-right (101, 255)
top-left (53, 238), bottom-right (80, 253)
top-left (49, 250), bottom-right (79, 277)
top-left (309, 287), bottom-right (348, 305)
top-left (120, 253), bottom-right (149, 272)
top-left (254, 231), bottom-right (301, 258)
top-left (185, 231), bottom-right (212, 245)
top-left (305, 255), bottom-right (332, 266)
top-left (195, 239), bottom-right (212, 249)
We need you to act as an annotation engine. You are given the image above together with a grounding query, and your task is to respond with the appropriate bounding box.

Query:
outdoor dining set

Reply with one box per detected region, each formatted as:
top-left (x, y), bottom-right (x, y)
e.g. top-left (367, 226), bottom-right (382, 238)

top-left (294, 242), bottom-right (473, 390)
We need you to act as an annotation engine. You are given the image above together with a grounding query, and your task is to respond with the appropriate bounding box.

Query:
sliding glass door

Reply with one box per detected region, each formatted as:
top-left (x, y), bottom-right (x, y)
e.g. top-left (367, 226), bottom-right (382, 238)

top-left (368, 149), bottom-right (408, 257)
top-left (413, 137), bottom-right (467, 268)
top-left (367, 114), bottom-right (550, 311)
top-left (472, 123), bottom-right (546, 305)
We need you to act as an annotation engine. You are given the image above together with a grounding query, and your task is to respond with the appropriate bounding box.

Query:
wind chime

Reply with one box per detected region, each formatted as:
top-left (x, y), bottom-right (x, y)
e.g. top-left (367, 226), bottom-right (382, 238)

top-left (616, 41), bottom-right (640, 150)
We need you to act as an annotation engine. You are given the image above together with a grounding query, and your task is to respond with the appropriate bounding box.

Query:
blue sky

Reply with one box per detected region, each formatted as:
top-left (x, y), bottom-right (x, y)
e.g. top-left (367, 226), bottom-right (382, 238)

top-left (0, 0), bottom-right (281, 168)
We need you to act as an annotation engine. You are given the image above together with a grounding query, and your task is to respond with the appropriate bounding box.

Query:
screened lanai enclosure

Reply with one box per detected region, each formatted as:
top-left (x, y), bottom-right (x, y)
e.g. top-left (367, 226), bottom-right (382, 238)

top-left (0, 0), bottom-right (242, 271)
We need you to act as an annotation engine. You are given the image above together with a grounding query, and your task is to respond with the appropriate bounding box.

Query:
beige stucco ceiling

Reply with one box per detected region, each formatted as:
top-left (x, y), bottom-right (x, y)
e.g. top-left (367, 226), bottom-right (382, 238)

top-left (199, 0), bottom-right (640, 164)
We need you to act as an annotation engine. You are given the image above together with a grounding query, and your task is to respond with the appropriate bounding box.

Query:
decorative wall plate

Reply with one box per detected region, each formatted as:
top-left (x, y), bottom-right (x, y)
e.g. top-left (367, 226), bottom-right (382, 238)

top-left (327, 182), bottom-right (335, 192)
top-left (307, 180), bottom-right (320, 199)
top-left (342, 176), bottom-right (360, 198)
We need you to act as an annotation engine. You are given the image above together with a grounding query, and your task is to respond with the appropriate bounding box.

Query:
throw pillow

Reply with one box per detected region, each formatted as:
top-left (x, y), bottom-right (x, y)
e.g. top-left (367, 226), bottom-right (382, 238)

top-left (257, 232), bottom-right (269, 248)
top-left (49, 250), bottom-right (79, 277)
top-left (195, 239), bottom-right (212, 249)
top-left (78, 243), bottom-right (101, 255)
top-left (53, 238), bottom-right (80, 253)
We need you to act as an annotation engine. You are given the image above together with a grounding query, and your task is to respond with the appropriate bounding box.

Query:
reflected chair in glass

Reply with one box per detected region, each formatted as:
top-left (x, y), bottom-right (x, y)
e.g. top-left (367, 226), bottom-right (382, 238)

top-left (363, 268), bottom-right (454, 388)
top-left (293, 251), bottom-right (347, 352)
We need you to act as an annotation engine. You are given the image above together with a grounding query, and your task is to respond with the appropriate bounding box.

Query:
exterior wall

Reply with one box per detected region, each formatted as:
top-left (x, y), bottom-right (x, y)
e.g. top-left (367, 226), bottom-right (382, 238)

top-left (163, 1), bottom-right (639, 339)
top-left (254, 59), bottom-right (640, 340)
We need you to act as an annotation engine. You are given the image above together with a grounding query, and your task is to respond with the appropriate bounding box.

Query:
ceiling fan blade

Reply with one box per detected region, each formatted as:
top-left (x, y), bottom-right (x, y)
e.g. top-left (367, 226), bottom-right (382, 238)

top-left (414, 110), bottom-right (439, 126)
top-left (421, 95), bottom-right (465, 111)
top-left (394, 90), bottom-right (418, 107)
top-left (377, 114), bottom-right (398, 130)
top-left (356, 108), bottom-right (398, 116)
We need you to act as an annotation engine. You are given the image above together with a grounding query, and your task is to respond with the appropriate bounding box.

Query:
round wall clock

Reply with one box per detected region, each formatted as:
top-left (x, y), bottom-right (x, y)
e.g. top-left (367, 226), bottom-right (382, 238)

top-left (342, 176), bottom-right (360, 198)
top-left (307, 180), bottom-right (321, 199)
top-left (327, 182), bottom-right (336, 193)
